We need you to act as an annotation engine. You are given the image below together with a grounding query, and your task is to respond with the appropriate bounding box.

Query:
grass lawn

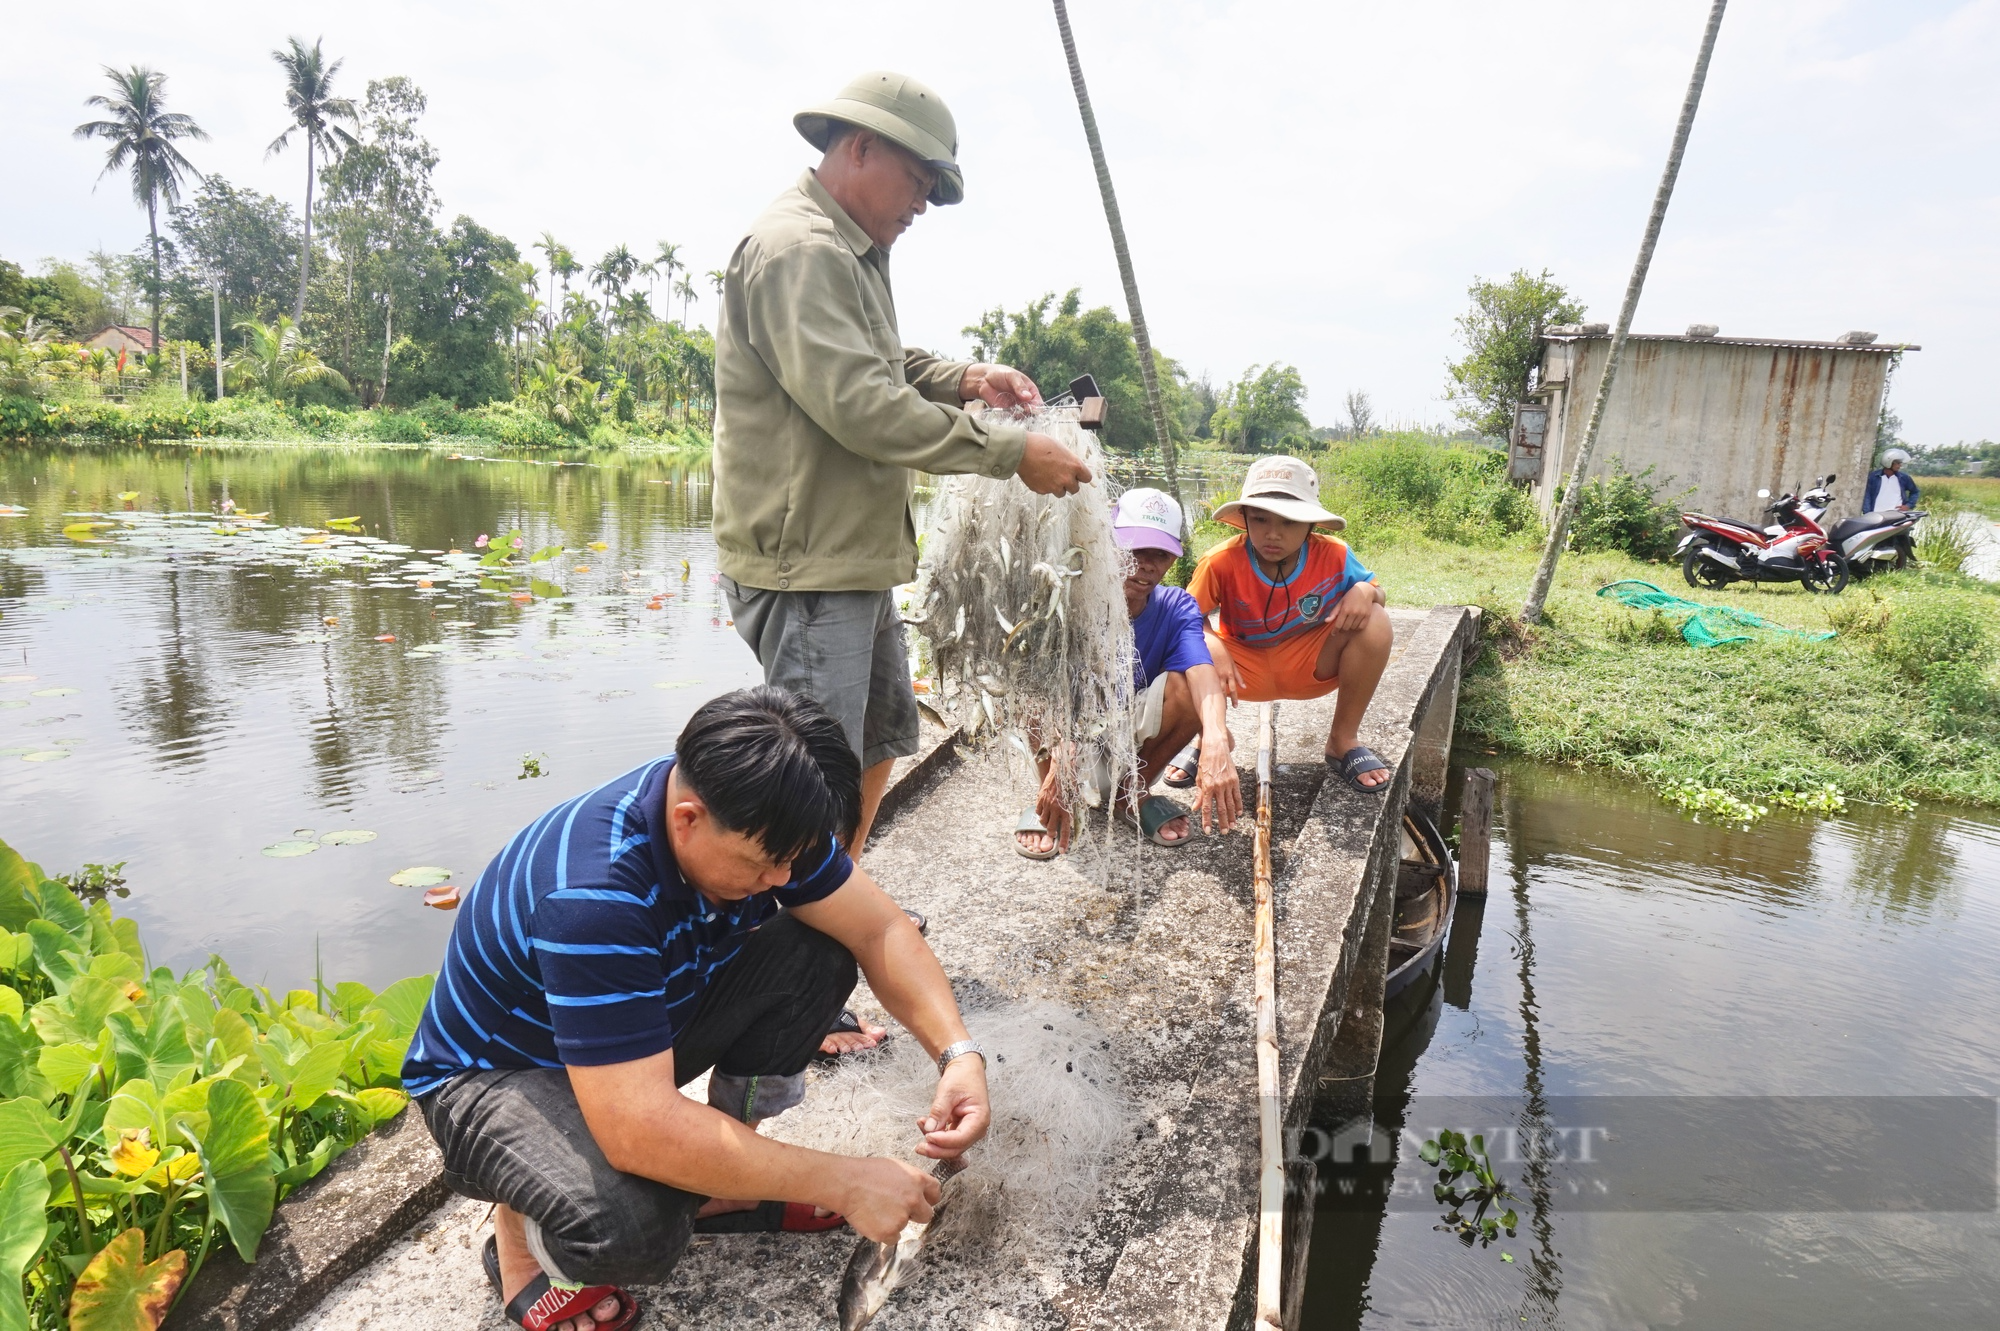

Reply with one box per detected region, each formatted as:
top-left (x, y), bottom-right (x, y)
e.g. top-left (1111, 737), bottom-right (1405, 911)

top-left (1359, 535), bottom-right (2000, 809)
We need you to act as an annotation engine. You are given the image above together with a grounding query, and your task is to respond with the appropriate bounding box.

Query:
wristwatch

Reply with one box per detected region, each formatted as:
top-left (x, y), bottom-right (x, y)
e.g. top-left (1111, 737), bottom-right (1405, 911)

top-left (937, 1039), bottom-right (986, 1074)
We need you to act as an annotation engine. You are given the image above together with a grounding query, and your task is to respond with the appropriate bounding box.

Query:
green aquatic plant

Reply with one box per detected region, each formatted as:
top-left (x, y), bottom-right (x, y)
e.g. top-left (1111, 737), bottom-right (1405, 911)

top-left (1419, 1129), bottom-right (1517, 1253)
top-left (0, 835), bottom-right (430, 1330)
top-left (54, 864), bottom-right (129, 906)
top-left (518, 753), bottom-right (547, 781)
top-left (1659, 781), bottom-right (1769, 825)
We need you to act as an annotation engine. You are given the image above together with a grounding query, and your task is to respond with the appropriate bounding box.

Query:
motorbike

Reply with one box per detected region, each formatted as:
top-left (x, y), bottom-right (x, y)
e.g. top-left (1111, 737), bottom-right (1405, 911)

top-left (1828, 505), bottom-right (1924, 579)
top-left (1676, 476), bottom-right (1849, 594)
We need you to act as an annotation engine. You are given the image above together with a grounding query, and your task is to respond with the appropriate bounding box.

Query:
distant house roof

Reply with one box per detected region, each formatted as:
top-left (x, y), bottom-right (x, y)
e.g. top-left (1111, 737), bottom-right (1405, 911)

top-left (1542, 326), bottom-right (1919, 354)
top-left (81, 325), bottom-right (156, 351)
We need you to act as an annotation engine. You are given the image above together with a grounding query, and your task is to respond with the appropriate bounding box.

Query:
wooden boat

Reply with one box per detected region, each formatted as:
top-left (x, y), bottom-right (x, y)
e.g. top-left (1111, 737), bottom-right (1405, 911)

top-left (1385, 806), bottom-right (1457, 999)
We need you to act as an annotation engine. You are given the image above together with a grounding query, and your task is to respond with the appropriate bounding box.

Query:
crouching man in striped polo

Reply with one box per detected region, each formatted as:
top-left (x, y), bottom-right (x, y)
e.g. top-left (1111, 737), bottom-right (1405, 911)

top-left (402, 686), bottom-right (990, 1331)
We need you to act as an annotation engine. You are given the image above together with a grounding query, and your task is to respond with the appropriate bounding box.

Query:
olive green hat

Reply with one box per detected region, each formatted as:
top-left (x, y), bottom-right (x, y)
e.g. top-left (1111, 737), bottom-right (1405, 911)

top-left (795, 71), bottom-right (964, 206)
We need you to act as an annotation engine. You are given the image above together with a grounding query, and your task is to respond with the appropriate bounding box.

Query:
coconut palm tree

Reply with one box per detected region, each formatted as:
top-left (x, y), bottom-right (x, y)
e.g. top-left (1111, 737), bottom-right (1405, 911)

top-left (227, 315), bottom-right (349, 401)
top-left (267, 36), bottom-right (359, 325)
top-left (533, 233), bottom-right (569, 329)
top-left (653, 241), bottom-right (682, 320)
top-left (73, 66), bottom-right (208, 354)
top-left (590, 245), bottom-right (639, 322)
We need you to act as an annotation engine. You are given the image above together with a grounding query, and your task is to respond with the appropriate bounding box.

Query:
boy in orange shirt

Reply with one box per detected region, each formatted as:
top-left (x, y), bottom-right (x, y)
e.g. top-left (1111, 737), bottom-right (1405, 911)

top-left (1185, 456), bottom-right (1394, 791)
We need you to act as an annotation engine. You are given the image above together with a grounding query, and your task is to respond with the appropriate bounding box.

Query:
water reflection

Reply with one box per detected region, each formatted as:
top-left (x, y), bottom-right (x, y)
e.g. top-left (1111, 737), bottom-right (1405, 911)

top-left (1304, 758), bottom-right (2000, 1328)
top-left (0, 442), bottom-right (757, 991)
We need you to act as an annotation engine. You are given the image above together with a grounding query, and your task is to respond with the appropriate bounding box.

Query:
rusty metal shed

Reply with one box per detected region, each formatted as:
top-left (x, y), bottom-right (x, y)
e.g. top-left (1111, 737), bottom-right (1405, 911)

top-left (1512, 326), bottom-right (1918, 520)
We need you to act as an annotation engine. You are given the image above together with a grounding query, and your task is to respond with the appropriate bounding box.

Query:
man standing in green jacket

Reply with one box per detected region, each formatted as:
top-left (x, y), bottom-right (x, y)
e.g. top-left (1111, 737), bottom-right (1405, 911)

top-left (716, 70), bottom-right (1092, 860)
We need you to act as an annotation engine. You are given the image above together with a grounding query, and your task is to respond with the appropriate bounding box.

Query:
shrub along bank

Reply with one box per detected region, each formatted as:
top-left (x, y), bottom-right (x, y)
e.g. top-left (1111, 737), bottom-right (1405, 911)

top-left (0, 390), bottom-right (711, 452)
top-left (1177, 437), bottom-right (2000, 811)
top-left (0, 836), bottom-right (430, 1331)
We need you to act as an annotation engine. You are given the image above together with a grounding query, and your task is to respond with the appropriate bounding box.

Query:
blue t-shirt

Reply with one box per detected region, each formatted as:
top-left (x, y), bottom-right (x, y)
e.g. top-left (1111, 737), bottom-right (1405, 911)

top-left (402, 756), bottom-right (851, 1097)
top-left (1131, 583), bottom-right (1211, 689)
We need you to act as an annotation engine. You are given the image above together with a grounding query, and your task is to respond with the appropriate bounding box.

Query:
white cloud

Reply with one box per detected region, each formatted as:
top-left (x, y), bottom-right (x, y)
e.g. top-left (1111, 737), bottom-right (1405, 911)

top-left (5, 0), bottom-right (1993, 441)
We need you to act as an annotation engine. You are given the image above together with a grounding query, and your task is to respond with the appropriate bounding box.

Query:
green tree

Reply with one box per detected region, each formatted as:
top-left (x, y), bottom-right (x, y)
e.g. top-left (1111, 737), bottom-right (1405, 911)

top-left (165, 177), bottom-right (303, 389)
top-left (962, 288), bottom-right (1173, 452)
top-left (267, 36), bottom-right (359, 325)
top-left (652, 241), bottom-right (682, 319)
top-left (1209, 363), bottom-right (1311, 453)
top-left (394, 217), bottom-right (530, 406)
top-left (589, 245), bottom-right (638, 321)
top-left (674, 274), bottom-right (697, 326)
top-left (316, 77), bottom-right (438, 403)
top-left (1445, 268), bottom-right (1585, 440)
top-left (533, 233), bottom-right (571, 330)
top-left (227, 314), bottom-right (348, 400)
top-left (72, 65), bottom-right (208, 352)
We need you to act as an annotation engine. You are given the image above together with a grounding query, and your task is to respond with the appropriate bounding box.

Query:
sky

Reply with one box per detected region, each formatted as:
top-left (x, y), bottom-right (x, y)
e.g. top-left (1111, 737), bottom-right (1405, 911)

top-left (6, 0), bottom-right (1996, 445)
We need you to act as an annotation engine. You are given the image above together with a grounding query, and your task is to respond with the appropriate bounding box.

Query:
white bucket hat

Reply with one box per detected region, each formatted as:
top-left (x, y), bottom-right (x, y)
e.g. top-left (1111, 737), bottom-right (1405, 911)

top-left (1111, 487), bottom-right (1184, 556)
top-left (1213, 456), bottom-right (1344, 531)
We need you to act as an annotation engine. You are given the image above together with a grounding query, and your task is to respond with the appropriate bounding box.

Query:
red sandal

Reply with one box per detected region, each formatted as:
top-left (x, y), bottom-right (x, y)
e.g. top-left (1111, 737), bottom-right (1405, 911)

top-left (691, 1200), bottom-right (847, 1233)
top-left (482, 1234), bottom-right (640, 1331)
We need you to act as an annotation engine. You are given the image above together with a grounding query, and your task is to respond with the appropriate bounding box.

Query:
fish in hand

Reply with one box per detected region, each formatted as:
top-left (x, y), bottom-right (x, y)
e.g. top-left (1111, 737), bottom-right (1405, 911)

top-left (837, 1156), bottom-right (965, 1330)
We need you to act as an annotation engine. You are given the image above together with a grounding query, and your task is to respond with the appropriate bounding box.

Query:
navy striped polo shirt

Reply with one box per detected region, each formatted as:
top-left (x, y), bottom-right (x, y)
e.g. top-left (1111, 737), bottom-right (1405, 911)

top-left (402, 755), bottom-right (851, 1098)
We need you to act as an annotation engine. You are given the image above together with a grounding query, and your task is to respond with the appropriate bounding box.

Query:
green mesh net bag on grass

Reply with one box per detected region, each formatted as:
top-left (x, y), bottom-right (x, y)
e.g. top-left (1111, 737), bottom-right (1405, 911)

top-left (1596, 580), bottom-right (1837, 648)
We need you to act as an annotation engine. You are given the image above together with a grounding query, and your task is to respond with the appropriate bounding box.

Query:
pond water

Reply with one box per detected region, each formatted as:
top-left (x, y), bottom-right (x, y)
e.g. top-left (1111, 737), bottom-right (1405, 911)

top-left (0, 442), bottom-right (764, 989)
top-left (1305, 759), bottom-right (2000, 1329)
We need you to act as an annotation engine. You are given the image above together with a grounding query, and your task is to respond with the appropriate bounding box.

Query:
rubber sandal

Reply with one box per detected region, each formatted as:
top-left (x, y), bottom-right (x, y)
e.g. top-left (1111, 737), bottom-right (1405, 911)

top-left (1330, 745), bottom-right (1390, 793)
top-left (1161, 739), bottom-right (1200, 789)
top-left (692, 1199), bottom-right (847, 1233)
top-left (1119, 794), bottom-right (1192, 847)
top-left (813, 1008), bottom-right (886, 1064)
top-left (1014, 807), bottom-right (1060, 860)
top-left (482, 1233), bottom-right (639, 1331)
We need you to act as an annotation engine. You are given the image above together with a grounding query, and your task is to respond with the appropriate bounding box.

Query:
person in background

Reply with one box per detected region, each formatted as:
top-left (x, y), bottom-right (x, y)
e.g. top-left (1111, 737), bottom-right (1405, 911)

top-left (1186, 456), bottom-right (1395, 794)
top-left (1013, 488), bottom-right (1239, 857)
top-left (1864, 447), bottom-right (1919, 514)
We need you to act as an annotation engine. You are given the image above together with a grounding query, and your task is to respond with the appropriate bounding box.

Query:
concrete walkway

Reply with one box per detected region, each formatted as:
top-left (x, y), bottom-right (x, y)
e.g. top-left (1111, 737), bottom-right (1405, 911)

top-left (289, 606), bottom-right (1471, 1331)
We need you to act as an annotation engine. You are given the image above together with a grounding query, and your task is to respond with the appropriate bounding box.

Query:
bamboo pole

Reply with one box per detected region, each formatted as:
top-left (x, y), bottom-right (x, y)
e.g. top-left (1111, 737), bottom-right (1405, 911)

top-left (1252, 702), bottom-right (1282, 1330)
top-left (1521, 0), bottom-right (1729, 624)
top-left (1050, 0), bottom-right (1183, 510)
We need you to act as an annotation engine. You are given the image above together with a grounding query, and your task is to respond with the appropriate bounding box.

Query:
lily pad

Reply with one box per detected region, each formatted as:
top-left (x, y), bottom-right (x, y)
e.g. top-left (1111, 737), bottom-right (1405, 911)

top-left (30, 688), bottom-right (79, 698)
top-left (0, 675), bottom-right (33, 683)
top-left (261, 840), bottom-right (319, 858)
top-left (319, 830), bottom-right (378, 846)
top-left (654, 680), bottom-right (702, 690)
top-left (390, 866), bottom-right (452, 888)
top-left (20, 751), bottom-right (69, 763)
top-left (0, 702), bottom-right (25, 710)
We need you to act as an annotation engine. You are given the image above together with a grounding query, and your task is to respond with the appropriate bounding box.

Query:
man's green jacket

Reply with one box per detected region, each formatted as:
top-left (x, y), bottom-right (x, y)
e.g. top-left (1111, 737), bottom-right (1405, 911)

top-left (713, 171), bottom-right (1028, 593)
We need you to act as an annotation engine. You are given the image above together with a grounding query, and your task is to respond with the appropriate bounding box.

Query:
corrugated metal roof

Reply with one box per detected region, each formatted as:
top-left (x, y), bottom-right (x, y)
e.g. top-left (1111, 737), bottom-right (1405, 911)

top-left (1542, 332), bottom-right (1920, 353)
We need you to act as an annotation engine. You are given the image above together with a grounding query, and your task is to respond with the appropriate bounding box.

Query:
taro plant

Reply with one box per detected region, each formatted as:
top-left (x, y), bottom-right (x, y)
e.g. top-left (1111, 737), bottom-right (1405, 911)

top-left (1420, 1129), bottom-right (1519, 1255)
top-left (0, 835), bottom-right (432, 1330)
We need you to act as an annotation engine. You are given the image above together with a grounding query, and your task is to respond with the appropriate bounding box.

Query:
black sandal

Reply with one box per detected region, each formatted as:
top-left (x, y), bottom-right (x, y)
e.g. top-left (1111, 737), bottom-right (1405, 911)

top-left (1329, 746), bottom-right (1390, 793)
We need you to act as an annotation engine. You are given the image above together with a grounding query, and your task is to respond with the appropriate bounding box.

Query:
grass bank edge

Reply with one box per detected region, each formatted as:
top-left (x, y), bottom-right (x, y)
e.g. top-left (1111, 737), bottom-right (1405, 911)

top-left (0, 834), bottom-right (432, 1331)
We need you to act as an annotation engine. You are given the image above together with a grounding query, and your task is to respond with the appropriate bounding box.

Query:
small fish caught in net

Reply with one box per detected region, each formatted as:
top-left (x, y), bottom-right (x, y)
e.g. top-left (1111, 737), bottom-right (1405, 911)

top-left (913, 406), bottom-right (1136, 838)
top-left (1596, 580), bottom-right (1836, 648)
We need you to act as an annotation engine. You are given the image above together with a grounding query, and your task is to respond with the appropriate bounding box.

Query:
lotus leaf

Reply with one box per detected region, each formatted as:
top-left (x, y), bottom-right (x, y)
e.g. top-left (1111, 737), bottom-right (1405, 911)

top-left (387, 867), bottom-right (451, 888)
top-left (317, 830), bottom-right (376, 846)
top-left (259, 841), bottom-right (318, 859)
top-left (66, 1228), bottom-right (186, 1331)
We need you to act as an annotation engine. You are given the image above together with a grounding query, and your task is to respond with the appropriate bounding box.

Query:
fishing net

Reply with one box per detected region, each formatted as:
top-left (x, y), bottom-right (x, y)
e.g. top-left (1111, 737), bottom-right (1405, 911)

top-left (1596, 580), bottom-right (1836, 648)
top-left (913, 406), bottom-right (1136, 841)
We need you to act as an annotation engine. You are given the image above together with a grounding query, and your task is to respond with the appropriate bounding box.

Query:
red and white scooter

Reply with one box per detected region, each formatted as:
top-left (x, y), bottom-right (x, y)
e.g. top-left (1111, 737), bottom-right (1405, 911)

top-left (1675, 476), bottom-right (1848, 595)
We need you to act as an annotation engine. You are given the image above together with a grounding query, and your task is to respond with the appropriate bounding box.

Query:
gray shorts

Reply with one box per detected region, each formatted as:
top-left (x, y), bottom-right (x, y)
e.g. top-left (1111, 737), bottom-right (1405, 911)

top-left (722, 578), bottom-right (921, 769)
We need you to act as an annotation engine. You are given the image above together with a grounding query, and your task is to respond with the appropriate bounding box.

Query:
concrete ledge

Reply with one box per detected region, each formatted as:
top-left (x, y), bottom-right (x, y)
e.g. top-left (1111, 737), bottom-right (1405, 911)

top-left (172, 1107), bottom-right (450, 1330)
top-left (283, 608), bottom-right (1473, 1331)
